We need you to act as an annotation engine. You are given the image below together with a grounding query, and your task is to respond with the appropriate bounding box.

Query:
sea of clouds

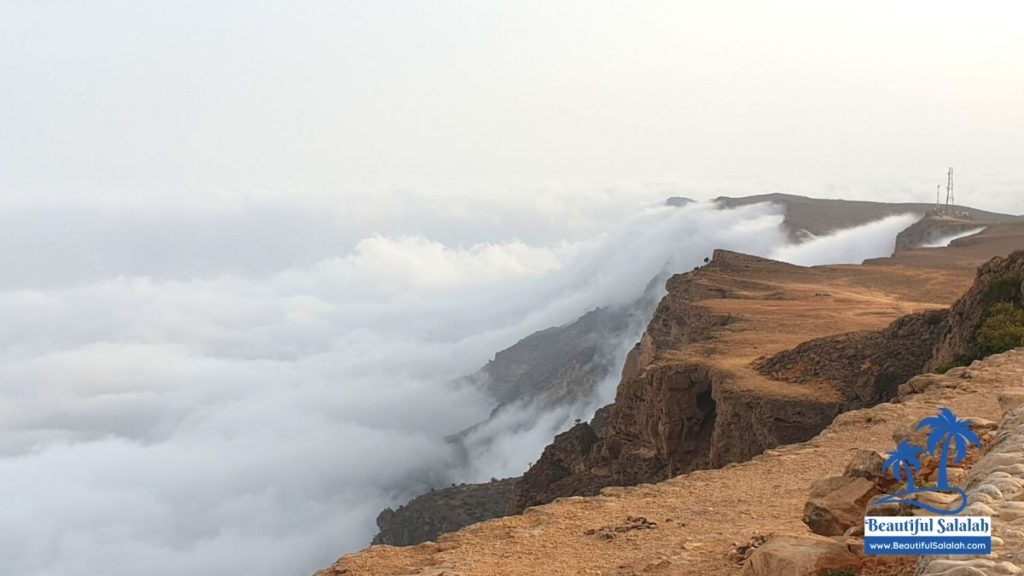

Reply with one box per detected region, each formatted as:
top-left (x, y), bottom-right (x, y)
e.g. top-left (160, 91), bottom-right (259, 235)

top-left (0, 192), bottom-right (924, 576)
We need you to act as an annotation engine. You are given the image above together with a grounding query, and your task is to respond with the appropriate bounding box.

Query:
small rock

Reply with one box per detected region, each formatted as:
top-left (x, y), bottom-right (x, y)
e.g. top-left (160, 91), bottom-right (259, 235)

top-left (843, 449), bottom-right (885, 482)
top-left (865, 494), bottom-right (913, 517)
top-left (892, 420), bottom-right (929, 448)
top-left (908, 490), bottom-right (962, 514)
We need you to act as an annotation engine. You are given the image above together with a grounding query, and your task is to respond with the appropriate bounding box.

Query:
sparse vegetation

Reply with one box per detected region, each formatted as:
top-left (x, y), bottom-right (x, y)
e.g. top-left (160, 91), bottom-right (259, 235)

top-left (821, 569), bottom-right (857, 576)
top-left (937, 273), bottom-right (1024, 370)
top-left (981, 273), bottom-right (1022, 306)
top-left (976, 302), bottom-right (1024, 355)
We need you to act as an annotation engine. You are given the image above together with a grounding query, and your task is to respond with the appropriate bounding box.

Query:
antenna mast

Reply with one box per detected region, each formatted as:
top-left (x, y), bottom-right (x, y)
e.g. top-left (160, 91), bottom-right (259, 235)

top-left (945, 167), bottom-right (954, 208)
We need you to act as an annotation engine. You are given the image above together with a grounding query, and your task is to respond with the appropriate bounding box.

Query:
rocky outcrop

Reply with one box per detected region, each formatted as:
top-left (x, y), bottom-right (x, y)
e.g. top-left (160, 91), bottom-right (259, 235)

top-left (928, 250), bottom-right (1024, 371)
top-left (372, 478), bottom-right (519, 546)
top-left (754, 308), bottom-right (949, 403)
top-left (508, 250), bottom-right (951, 514)
top-left (895, 213), bottom-right (985, 252)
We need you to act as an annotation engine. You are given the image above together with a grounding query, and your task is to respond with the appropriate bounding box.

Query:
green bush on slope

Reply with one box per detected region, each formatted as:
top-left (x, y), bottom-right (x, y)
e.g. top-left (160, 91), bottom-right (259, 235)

top-left (977, 302), bottom-right (1024, 355)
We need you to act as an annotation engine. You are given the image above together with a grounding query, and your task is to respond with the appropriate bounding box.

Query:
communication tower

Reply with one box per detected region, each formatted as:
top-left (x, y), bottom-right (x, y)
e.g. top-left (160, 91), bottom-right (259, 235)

top-left (945, 167), bottom-right (954, 208)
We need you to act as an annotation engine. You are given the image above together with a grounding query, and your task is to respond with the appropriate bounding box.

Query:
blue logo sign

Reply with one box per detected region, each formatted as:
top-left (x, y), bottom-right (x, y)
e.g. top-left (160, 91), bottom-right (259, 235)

top-left (865, 408), bottom-right (991, 556)
top-left (877, 407), bottom-right (980, 515)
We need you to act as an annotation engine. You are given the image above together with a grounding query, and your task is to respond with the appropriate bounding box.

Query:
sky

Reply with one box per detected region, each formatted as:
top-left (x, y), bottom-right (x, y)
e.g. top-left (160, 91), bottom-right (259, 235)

top-left (1, 0), bottom-right (1023, 208)
top-left (1, 2), bottom-right (1023, 575)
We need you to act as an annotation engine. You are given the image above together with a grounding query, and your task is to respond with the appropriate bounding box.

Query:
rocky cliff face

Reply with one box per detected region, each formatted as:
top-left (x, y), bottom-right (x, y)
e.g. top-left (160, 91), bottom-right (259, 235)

top-left (508, 250), bottom-right (953, 514)
top-left (927, 250), bottom-right (1024, 371)
top-left (465, 305), bottom-right (639, 408)
top-left (372, 478), bottom-right (519, 546)
top-left (372, 296), bottom-right (655, 547)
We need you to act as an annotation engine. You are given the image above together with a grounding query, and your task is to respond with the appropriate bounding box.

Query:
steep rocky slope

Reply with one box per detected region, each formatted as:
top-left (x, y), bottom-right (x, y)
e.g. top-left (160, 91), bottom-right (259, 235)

top-left (458, 304), bottom-right (642, 410)
top-left (928, 249), bottom-right (1024, 371)
top-left (372, 478), bottom-right (519, 546)
top-left (374, 290), bottom-right (657, 546)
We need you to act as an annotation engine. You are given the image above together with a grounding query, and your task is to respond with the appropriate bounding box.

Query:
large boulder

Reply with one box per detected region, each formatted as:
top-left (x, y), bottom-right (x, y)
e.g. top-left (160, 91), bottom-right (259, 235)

top-left (741, 534), bottom-right (861, 576)
top-left (803, 476), bottom-right (879, 536)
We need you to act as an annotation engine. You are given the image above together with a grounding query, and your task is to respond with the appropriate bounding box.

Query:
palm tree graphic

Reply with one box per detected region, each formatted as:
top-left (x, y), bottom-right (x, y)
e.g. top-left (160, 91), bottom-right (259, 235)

top-left (917, 407), bottom-right (981, 490)
top-left (876, 408), bottom-right (981, 515)
top-left (882, 441), bottom-right (926, 492)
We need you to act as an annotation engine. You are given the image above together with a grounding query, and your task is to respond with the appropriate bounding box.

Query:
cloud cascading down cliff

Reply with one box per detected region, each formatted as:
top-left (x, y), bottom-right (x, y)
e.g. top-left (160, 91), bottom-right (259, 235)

top-left (0, 194), bottom-right (919, 576)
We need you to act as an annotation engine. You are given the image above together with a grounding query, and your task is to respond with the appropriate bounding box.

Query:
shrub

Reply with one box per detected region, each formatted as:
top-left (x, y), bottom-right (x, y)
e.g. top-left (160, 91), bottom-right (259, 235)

top-left (976, 302), bottom-right (1024, 355)
top-left (821, 570), bottom-right (857, 576)
top-left (981, 273), bottom-right (1022, 306)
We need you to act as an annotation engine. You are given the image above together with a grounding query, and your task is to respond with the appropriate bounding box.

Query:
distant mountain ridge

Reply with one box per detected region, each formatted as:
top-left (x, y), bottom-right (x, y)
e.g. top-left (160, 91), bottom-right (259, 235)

top-left (712, 193), bottom-right (1020, 241)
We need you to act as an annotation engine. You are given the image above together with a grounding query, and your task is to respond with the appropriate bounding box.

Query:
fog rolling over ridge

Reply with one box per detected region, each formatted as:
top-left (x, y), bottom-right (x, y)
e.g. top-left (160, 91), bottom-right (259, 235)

top-left (0, 196), bottom-right (921, 575)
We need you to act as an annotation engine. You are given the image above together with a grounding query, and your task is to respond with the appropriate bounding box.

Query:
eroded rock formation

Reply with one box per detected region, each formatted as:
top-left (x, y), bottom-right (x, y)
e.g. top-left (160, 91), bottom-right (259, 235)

top-left (508, 250), bottom-right (954, 514)
top-left (754, 308), bottom-right (948, 403)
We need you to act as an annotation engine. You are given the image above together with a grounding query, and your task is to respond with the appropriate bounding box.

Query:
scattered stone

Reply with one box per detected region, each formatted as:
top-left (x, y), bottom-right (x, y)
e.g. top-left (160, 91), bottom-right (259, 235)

top-left (584, 516), bottom-right (657, 540)
top-left (741, 534), bottom-right (861, 576)
top-left (843, 449), bottom-right (885, 482)
top-left (892, 420), bottom-right (930, 448)
top-left (726, 534), bottom-right (768, 564)
top-left (803, 476), bottom-right (879, 536)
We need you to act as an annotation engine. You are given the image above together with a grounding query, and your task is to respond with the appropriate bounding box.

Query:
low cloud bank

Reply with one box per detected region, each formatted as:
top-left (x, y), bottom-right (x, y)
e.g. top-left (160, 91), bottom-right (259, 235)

top-left (769, 213), bottom-right (921, 266)
top-left (0, 196), bottom-right (919, 575)
top-left (921, 227), bottom-right (987, 248)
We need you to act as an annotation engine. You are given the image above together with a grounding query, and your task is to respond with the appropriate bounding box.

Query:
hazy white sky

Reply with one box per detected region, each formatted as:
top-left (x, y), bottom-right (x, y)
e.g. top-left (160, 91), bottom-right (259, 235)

top-left (1, 1), bottom-right (1022, 206)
